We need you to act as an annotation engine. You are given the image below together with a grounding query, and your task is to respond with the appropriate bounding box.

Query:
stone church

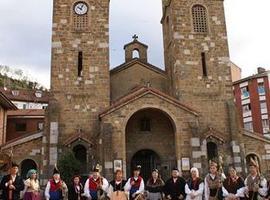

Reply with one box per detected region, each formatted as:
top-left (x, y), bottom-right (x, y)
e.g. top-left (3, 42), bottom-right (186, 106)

top-left (2, 0), bottom-right (270, 183)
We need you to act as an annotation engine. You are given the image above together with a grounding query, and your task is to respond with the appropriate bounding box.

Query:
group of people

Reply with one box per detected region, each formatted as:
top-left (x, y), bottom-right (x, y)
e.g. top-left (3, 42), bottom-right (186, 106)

top-left (0, 158), bottom-right (269, 200)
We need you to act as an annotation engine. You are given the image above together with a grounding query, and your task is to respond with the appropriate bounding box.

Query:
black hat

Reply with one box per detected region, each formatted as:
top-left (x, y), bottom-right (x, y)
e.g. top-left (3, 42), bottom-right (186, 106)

top-left (92, 164), bottom-right (101, 173)
top-left (53, 165), bottom-right (60, 175)
top-left (11, 162), bottom-right (19, 168)
top-left (152, 169), bottom-right (159, 173)
top-left (133, 165), bottom-right (141, 171)
top-left (172, 167), bottom-right (179, 172)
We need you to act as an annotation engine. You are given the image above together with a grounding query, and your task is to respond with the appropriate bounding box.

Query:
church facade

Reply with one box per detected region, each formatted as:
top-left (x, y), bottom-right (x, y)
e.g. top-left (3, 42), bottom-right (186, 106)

top-left (2, 0), bottom-right (270, 183)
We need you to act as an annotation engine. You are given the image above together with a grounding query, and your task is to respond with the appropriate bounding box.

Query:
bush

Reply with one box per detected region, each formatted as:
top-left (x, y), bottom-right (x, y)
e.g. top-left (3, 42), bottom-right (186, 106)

top-left (58, 151), bottom-right (81, 183)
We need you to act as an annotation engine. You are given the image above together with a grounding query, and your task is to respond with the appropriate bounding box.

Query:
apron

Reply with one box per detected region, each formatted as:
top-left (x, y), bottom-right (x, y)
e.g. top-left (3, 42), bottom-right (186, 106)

top-left (110, 191), bottom-right (128, 200)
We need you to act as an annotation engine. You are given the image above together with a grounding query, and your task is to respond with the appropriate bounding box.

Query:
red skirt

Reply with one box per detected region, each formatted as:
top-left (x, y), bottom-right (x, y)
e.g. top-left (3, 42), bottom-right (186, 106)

top-left (23, 192), bottom-right (41, 200)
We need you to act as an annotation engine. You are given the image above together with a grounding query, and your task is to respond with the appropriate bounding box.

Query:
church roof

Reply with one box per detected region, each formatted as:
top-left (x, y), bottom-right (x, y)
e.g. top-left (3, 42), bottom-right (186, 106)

top-left (110, 58), bottom-right (167, 77)
top-left (123, 39), bottom-right (148, 49)
top-left (99, 86), bottom-right (199, 118)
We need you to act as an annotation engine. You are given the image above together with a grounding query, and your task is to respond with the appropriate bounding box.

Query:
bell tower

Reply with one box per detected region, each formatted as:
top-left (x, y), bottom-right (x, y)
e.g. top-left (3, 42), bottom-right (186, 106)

top-left (161, 0), bottom-right (244, 171)
top-left (46, 0), bottom-right (110, 173)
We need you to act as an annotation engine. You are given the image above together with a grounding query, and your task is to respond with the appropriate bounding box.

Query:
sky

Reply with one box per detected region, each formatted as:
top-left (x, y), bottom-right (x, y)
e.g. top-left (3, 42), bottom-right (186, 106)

top-left (0, 0), bottom-right (269, 88)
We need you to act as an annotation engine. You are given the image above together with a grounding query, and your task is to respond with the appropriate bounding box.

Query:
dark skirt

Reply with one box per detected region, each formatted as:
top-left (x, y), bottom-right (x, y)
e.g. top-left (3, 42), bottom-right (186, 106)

top-left (23, 192), bottom-right (41, 200)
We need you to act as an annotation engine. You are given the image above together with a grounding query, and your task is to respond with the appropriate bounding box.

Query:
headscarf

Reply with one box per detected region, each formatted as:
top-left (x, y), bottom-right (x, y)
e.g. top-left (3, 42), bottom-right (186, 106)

top-left (27, 169), bottom-right (37, 179)
top-left (190, 167), bottom-right (199, 178)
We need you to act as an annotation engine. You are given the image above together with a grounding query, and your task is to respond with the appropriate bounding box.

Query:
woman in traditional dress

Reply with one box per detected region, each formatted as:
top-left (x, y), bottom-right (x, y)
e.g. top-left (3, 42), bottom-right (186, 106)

top-left (185, 167), bottom-right (204, 200)
top-left (222, 166), bottom-right (245, 200)
top-left (145, 169), bottom-right (164, 200)
top-left (109, 169), bottom-right (128, 200)
top-left (68, 175), bottom-right (85, 200)
top-left (23, 169), bottom-right (41, 200)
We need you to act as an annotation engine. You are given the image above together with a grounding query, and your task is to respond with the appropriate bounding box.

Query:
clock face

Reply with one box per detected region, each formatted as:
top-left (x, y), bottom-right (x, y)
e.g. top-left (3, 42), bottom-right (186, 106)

top-left (74, 2), bottom-right (88, 15)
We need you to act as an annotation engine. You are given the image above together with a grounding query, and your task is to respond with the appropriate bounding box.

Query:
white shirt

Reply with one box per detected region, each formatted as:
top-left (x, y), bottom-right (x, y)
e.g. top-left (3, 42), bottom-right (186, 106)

top-left (185, 180), bottom-right (204, 200)
top-left (236, 176), bottom-right (268, 198)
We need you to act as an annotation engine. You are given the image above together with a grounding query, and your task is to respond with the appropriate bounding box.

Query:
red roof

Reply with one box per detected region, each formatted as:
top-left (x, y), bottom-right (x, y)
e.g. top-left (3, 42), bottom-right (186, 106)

top-left (0, 92), bottom-right (17, 110)
top-left (7, 109), bottom-right (45, 117)
top-left (0, 88), bottom-right (50, 103)
top-left (99, 86), bottom-right (199, 118)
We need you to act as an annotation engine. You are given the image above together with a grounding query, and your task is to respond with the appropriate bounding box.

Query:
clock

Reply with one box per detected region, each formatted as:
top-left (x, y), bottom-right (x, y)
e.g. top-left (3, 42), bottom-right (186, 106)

top-left (74, 2), bottom-right (88, 15)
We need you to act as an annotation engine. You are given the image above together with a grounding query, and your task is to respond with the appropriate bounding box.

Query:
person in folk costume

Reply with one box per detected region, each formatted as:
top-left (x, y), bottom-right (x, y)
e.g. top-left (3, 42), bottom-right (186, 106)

top-left (23, 169), bottom-right (41, 200)
top-left (108, 169), bottom-right (128, 200)
top-left (45, 165), bottom-right (68, 200)
top-left (185, 167), bottom-right (204, 200)
top-left (84, 165), bottom-right (109, 200)
top-left (145, 169), bottom-right (164, 200)
top-left (68, 175), bottom-right (85, 200)
top-left (0, 162), bottom-right (24, 200)
top-left (241, 158), bottom-right (267, 200)
top-left (222, 166), bottom-right (245, 200)
top-left (204, 160), bottom-right (225, 200)
top-left (124, 165), bottom-right (145, 200)
top-left (163, 167), bottom-right (186, 200)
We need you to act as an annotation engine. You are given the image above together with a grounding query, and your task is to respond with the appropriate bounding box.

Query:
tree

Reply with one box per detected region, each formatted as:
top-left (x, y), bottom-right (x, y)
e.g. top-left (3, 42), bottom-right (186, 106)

top-left (58, 151), bottom-right (81, 183)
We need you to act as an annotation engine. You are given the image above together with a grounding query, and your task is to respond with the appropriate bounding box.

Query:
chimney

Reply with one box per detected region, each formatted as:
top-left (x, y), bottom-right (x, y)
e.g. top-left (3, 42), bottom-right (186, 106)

top-left (257, 67), bottom-right (266, 74)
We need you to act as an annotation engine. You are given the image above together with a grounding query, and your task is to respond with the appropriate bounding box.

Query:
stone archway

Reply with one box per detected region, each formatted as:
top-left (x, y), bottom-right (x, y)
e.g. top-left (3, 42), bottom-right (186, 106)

top-left (126, 108), bottom-right (176, 180)
top-left (21, 159), bottom-right (37, 179)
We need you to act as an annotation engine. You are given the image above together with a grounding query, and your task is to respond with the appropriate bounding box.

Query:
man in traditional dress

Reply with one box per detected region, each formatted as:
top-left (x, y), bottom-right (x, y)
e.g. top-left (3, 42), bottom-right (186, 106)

top-left (0, 162), bottom-right (24, 200)
top-left (185, 167), bottom-right (204, 200)
top-left (108, 169), bottom-right (128, 200)
top-left (204, 161), bottom-right (224, 200)
top-left (163, 168), bottom-right (186, 200)
top-left (45, 166), bottom-right (68, 200)
top-left (241, 158), bottom-right (267, 200)
top-left (84, 165), bottom-right (109, 200)
top-left (124, 165), bottom-right (145, 200)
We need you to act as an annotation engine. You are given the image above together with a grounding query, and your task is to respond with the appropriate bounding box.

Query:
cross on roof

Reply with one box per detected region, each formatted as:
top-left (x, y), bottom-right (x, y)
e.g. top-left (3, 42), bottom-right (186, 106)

top-left (132, 34), bottom-right (138, 41)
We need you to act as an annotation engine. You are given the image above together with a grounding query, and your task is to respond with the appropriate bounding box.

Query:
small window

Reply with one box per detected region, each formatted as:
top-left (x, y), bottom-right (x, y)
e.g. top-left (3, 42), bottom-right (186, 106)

top-left (260, 102), bottom-right (267, 109)
top-left (244, 122), bottom-right (253, 132)
top-left (140, 118), bottom-right (151, 132)
top-left (201, 52), bottom-right (207, 77)
top-left (241, 87), bottom-right (249, 98)
top-left (16, 123), bottom-right (27, 132)
top-left (192, 5), bottom-right (208, 33)
top-left (258, 83), bottom-right (265, 95)
top-left (23, 104), bottom-right (27, 109)
top-left (78, 51), bottom-right (83, 77)
top-left (242, 104), bottom-right (251, 113)
top-left (262, 119), bottom-right (270, 134)
top-left (37, 122), bottom-right (44, 131)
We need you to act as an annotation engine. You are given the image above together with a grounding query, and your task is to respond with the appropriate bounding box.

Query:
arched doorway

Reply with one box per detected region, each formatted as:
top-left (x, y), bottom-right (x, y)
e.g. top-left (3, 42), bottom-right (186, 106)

top-left (126, 108), bottom-right (176, 180)
top-left (131, 149), bottom-right (160, 180)
top-left (21, 159), bottom-right (37, 179)
top-left (207, 142), bottom-right (218, 161)
top-left (73, 144), bottom-right (87, 174)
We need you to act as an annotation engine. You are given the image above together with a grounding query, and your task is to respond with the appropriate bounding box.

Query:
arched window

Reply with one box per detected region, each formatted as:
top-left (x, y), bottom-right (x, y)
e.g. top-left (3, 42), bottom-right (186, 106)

top-left (21, 159), bottom-right (37, 179)
top-left (73, 2), bottom-right (89, 31)
top-left (207, 142), bottom-right (218, 161)
top-left (192, 5), bottom-right (208, 33)
top-left (132, 49), bottom-right (140, 59)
